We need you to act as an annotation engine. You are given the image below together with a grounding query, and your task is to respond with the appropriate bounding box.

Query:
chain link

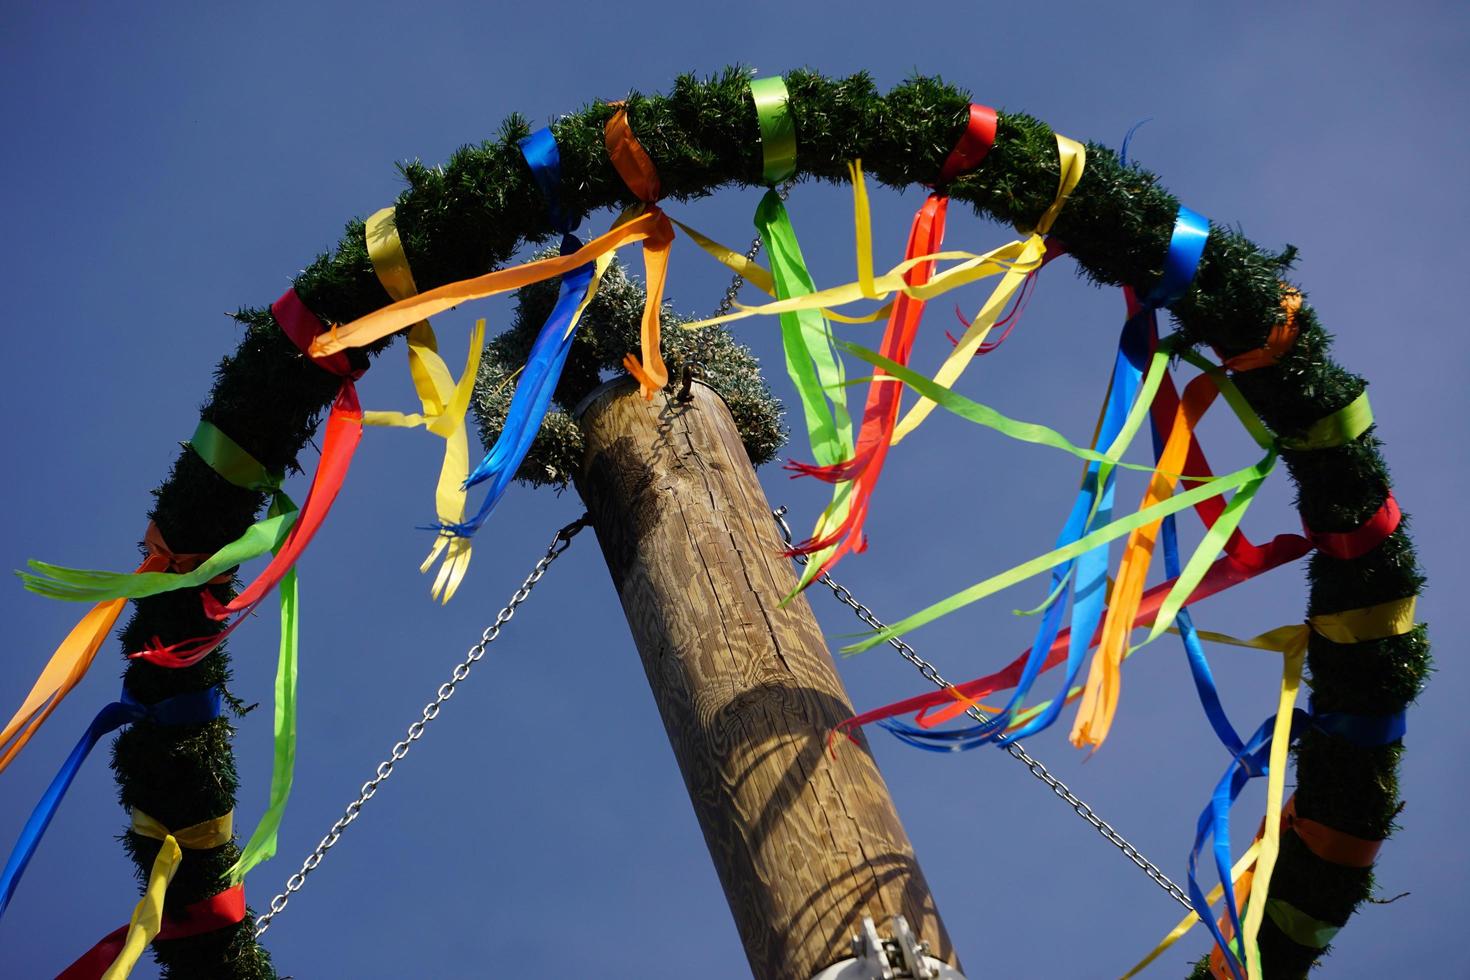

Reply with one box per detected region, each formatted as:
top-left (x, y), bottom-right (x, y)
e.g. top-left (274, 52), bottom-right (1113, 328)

top-left (772, 507), bottom-right (1195, 914)
top-left (252, 516), bottom-right (589, 938)
top-left (710, 180), bottom-right (794, 320)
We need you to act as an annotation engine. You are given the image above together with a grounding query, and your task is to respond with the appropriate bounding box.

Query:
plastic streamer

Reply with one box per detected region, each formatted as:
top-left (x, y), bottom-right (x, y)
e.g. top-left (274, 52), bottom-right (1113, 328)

top-left (361, 205), bottom-right (484, 602)
top-left (0, 553), bottom-right (167, 776)
top-left (887, 133), bottom-right (1084, 444)
top-left (99, 809), bottom-right (233, 979)
top-left (680, 136), bottom-right (1086, 452)
top-left (0, 687), bottom-right (223, 922)
top-left (741, 75), bottom-right (855, 590)
top-left (783, 104), bottom-right (997, 589)
top-left (847, 211), bottom-right (1215, 751)
top-left (442, 126), bottom-right (610, 540)
top-left (603, 105), bottom-right (674, 399)
top-left (58, 884), bottom-right (246, 980)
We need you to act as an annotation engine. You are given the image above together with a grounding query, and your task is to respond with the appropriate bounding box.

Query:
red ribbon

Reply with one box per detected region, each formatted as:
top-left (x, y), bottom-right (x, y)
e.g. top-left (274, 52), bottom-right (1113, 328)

top-left (837, 532), bottom-right (1312, 736)
top-left (56, 885), bottom-right (246, 980)
top-left (784, 105), bottom-right (996, 578)
top-left (1304, 492), bottom-right (1400, 560)
top-left (132, 289), bottom-right (364, 668)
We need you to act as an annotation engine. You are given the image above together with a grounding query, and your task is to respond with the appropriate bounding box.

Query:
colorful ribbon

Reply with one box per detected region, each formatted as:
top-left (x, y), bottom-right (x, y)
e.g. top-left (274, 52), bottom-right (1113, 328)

top-left (1279, 390), bottom-right (1373, 450)
top-left (740, 76), bottom-right (855, 590)
top-left (442, 126), bottom-right (610, 540)
top-left (361, 205), bottom-right (484, 602)
top-left (99, 809), bottom-right (233, 979)
top-left (58, 884), bottom-right (246, 980)
top-left (1222, 287), bottom-right (1301, 372)
top-left (783, 104), bottom-right (996, 589)
top-left (0, 686), bottom-right (223, 922)
top-left (1303, 491), bottom-right (1400, 559)
top-left (603, 105), bottom-right (673, 399)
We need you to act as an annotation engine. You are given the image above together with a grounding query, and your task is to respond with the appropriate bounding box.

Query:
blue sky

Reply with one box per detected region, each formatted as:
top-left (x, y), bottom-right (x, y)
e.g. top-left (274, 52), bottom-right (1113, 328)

top-left (1, 2), bottom-right (1466, 977)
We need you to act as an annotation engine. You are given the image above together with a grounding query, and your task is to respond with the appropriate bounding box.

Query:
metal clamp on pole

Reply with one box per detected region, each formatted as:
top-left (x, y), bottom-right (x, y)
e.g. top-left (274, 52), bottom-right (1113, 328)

top-left (809, 916), bottom-right (969, 980)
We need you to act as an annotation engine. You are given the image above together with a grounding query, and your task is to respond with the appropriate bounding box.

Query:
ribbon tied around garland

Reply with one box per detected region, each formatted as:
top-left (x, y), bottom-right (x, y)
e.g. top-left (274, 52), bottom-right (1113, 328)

top-left (0, 686), bottom-right (224, 923)
top-left (441, 125), bottom-right (611, 541)
top-left (782, 101), bottom-right (998, 593)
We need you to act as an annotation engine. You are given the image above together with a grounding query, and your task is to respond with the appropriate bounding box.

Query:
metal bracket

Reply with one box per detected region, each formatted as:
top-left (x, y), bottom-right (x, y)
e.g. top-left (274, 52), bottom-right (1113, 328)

top-left (808, 916), bottom-right (969, 980)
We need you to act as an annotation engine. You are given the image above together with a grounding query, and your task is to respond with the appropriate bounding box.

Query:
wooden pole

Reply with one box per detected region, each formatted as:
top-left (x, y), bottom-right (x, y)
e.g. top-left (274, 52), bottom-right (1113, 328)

top-left (575, 378), bottom-right (959, 980)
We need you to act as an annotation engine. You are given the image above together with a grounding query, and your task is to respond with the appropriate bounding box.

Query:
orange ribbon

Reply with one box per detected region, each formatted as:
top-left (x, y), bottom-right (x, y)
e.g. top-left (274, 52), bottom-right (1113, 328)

top-left (1284, 794), bottom-right (1383, 868)
top-left (604, 104), bottom-right (672, 399)
top-left (1223, 287), bottom-right (1302, 372)
top-left (1, 553), bottom-right (168, 774)
top-left (142, 522), bottom-right (231, 584)
top-left (1070, 372), bottom-right (1220, 750)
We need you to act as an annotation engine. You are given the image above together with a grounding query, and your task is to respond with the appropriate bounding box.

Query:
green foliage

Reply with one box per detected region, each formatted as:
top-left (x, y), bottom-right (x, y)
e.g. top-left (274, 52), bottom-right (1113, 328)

top-left (99, 69), bottom-right (1424, 979)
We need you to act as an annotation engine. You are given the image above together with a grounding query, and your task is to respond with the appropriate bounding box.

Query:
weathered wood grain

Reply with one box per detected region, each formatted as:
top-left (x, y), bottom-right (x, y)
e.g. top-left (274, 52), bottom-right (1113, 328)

top-left (576, 378), bottom-right (958, 980)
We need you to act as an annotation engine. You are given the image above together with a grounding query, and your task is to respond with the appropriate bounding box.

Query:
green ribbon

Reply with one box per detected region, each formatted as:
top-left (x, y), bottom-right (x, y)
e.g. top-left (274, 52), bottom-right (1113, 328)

top-left (189, 419), bottom-right (283, 491)
top-left (227, 559), bottom-right (297, 883)
top-left (187, 423), bottom-right (302, 883)
top-left (1280, 390), bottom-right (1373, 450)
top-left (842, 447), bottom-right (1275, 653)
top-left (1265, 898), bottom-right (1341, 949)
top-left (19, 510), bottom-right (297, 601)
top-left (747, 75), bottom-right (854, 593)
top-left (839, 341), bottom-right (1190, 478)
top-left (751, 75), bottom-right (797, 184)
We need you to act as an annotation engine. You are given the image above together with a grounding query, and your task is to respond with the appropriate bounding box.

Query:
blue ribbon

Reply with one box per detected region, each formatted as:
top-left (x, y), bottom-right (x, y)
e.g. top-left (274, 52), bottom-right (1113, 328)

top-left (437, 128), bottom-right (596, 538)
top-left (1188, 711), bottom-right (1304, 980)
top-left (1310, 704), bottom-right (1407, 747)
top-left (0, 685), bottom-right (223, 920)
top-left (1188, 698), bottom-right (1406, 979)
top-left (878, 208), bottom-right (1208, 752)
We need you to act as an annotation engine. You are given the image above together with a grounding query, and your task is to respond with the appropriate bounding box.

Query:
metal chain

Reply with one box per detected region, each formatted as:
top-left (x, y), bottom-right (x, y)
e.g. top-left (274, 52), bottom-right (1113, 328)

top-left (252, 516), bottom-right (590, 938)
top-left (710, 180), bottom-right (795, 319)
top-left (772, 508), bottom-right (1195, 913)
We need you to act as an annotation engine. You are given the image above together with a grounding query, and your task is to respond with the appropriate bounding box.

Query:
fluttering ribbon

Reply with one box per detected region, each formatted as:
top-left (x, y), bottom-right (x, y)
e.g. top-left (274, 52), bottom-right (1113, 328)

top-left (1068, 208), bottom-right (1211, 752)
top-left (832, 342), bottom-right (1282, 660)
top-left (129, 287), bottom-right (361, 670)
top-left (681, 134), bottom-right (1086, 458)
top-left (361, 205), bottom-right (484, 603)
top-left (739, 76), bottom-right (855, 590)
top-left (58, 884), bottom-right (246, 980)
top-left (441, 126), bottom-right (611, 541)
top-left (602, 105), bottom-right (673, 399)
top-left (782, 104), bottom-right (997, 590)
top-left (97, 809), bottom-right (233, 979)
top-left (0, 686), bottom-right (223, 922)
top-left (1176, 594), bottom-right (1416, 980)
top-left (885, 132), bottom-right (1084, 444)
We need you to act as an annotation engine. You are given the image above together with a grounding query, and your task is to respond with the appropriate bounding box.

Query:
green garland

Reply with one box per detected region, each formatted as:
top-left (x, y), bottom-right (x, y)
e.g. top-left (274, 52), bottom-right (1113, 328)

top-left (99, 68), bottom-right (1424, 979)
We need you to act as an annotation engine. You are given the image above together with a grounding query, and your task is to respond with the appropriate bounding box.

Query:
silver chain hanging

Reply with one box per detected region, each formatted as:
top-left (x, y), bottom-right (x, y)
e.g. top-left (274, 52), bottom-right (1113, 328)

top-left (772, 508), bottom-right (1195, 914)
top-left (252, 516), bottom-right (589, 938)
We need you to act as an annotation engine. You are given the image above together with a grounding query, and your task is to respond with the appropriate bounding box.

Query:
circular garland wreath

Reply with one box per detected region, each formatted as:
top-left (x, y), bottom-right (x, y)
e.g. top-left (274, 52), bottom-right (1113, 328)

top-left (95, 69), bottom-right (1424, 979)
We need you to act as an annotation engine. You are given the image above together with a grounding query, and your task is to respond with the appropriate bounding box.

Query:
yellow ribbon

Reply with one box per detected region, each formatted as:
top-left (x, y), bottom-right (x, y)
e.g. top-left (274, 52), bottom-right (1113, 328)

top-left (1121, 594), bottom-right (1416, 978)
top-left (890, 135), bottom-right (1084, 443)
top-left (361, 206), bottom-right (484, 603)
top-left (1121, 840), bottom-right (1262, 978)
top-left (678, 136), bottom-right (1085, 446)
top-left (1309, 595), bottom-right (1416, 645)
top-left (103, 809), bottom-right (234, 980)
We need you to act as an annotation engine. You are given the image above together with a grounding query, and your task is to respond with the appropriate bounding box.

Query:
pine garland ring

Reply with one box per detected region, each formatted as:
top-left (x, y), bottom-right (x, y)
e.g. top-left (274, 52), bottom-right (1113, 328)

top-left (93, 68), bottom-right (1425, 979)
